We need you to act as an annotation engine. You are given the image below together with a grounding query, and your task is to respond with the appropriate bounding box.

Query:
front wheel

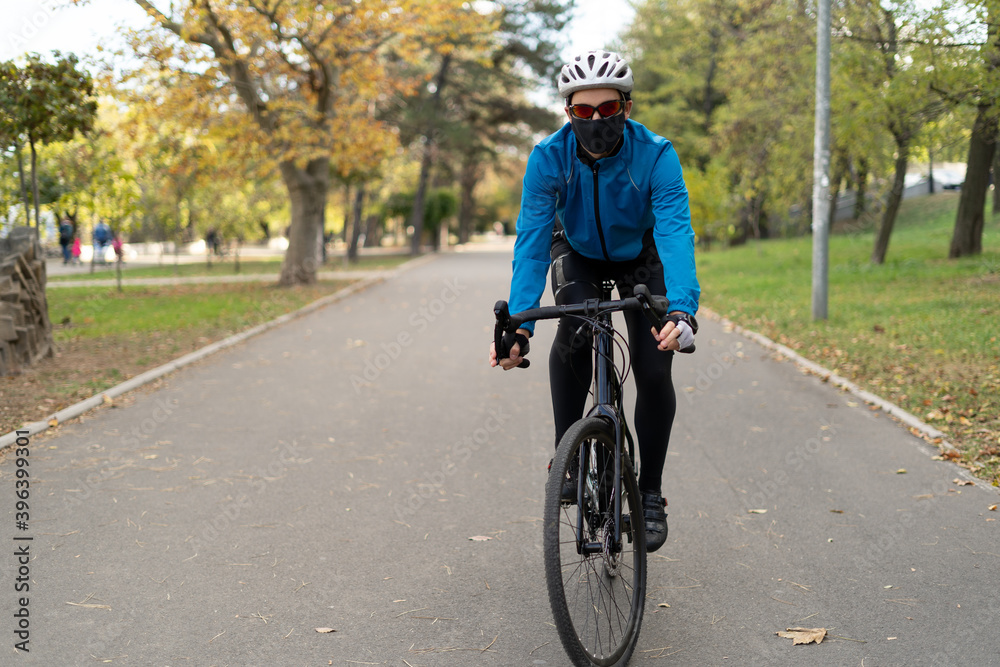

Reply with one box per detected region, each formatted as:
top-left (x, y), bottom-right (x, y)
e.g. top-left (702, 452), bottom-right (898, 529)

top-left (544, 417), bottom-right (646, 666)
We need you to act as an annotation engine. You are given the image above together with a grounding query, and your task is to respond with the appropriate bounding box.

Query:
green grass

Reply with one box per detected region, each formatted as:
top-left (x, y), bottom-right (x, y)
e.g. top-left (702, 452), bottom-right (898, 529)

top-left (697, 191), bottom-right (1000, 484)
top-left (48, 281), bottom-right (353, 341)
top-left (48, 254), bottom-right (411, 282)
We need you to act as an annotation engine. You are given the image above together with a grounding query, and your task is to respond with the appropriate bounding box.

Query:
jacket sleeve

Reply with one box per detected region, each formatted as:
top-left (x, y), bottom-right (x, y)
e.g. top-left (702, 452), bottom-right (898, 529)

top-left (649, 144), bottom-right (700, 316)
top-left (508, 147), bottom-right (559, 334)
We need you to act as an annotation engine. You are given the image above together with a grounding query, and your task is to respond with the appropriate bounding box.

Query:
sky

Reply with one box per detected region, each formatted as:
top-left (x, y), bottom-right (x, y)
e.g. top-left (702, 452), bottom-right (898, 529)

top-left (0, 0), bottom-right (636, 69)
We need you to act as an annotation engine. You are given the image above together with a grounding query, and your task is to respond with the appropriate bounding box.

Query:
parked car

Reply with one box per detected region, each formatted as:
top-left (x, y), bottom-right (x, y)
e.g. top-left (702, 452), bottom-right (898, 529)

top-left (933, 169), bottom-right (964, 190)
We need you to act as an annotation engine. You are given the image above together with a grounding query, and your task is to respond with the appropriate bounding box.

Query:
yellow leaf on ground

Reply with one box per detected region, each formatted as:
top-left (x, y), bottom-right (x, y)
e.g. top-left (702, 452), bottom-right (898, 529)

top-left (48, 418), bottom-right (58, 427)
top-left (314, 628), bottom-right (336, 633)
top-left (776, 627), bottom-right (826, 645)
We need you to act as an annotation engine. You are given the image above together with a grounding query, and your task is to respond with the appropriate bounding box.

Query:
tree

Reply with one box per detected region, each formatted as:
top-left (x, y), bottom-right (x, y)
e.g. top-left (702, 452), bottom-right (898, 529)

top-left (926, 0), bottom-right (1000, 258)
top-left (623, 0), bottom-right (728, 172)
top-left (0, 53), bottom-right (97, 229)
top-left (837, 0), bottom-right (946, 264)
top-left (129, 0), bottom-right (486, 284)
top-left (390, 0), bottom-right (569, 253)
top-left (625, 0), bottom-right (817, 243)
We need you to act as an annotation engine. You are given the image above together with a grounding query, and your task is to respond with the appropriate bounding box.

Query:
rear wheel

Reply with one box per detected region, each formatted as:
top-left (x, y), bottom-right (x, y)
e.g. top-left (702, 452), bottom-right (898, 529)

top-left (544, 417), bottom-right (646, 666)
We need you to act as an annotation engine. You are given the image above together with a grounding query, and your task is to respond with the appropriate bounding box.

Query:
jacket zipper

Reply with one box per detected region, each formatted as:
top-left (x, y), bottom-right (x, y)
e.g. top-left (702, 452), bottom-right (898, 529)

top-left (591, 163), bottom-right (611, 261)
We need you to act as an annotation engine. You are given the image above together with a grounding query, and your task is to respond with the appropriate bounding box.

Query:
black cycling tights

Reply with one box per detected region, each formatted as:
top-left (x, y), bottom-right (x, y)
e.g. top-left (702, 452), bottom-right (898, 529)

top-left (548, 232), bottom-right (676, 495)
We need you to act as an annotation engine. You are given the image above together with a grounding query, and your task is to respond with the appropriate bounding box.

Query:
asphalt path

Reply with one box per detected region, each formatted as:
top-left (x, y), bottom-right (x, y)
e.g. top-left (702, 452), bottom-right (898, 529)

top-left (2, 249), bottom-right (998, 666)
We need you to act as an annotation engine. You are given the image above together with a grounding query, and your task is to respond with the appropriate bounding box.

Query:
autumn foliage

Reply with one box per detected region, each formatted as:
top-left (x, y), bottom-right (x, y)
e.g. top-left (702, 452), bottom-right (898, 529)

top-left (129, 0), bottom-right (495, 284)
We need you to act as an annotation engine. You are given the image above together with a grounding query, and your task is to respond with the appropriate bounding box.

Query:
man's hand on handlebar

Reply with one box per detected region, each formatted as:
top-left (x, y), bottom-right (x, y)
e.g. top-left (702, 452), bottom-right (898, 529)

top-left (490, 327), bottom-right (531, 370)
top-left (651, 312), bottom-right (695, 352)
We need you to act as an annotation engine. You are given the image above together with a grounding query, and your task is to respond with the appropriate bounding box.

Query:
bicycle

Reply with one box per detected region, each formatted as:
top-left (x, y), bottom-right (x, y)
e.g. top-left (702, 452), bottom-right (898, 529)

top-left (494, 282), bottom-right (693, 666)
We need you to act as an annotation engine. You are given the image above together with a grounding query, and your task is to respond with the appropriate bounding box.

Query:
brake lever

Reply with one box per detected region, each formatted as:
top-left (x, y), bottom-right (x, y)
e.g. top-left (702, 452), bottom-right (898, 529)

top-left (493, 300), bottom-right (510, 360)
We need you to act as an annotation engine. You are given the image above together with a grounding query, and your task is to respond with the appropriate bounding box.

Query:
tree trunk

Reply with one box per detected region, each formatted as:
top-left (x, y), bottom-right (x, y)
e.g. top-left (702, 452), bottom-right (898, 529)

top-left (992, 141), bottom-right (1000, 213)
top-left (827, 158), bottom-right (844, 231)
top-left (950, 104), bottom-right (996, 258)
top-left (409, 54), bottom-right (452, 256)
top-left (341, 183), bottom-right (351, 243)
top-left (347, 184), bottom-right (365, 263)
top-left (458, 152), bottom-right (479, 244)
top-left (872, 135), bottom-right (910, 264)
top-left (278, 157), bottom-right (328, 285)
top-left (409, 142), bottom-right (434, 255)
top-left (929, 148), bottom-right (936, 196)
top-left (853, 157), bottom-right (869, 218)
top-left (29, 135), bottom-right (40, 228)
top-left (15, 144), bottom-right (30, 226)
top-left (363, 214), bottom-right (381, 248)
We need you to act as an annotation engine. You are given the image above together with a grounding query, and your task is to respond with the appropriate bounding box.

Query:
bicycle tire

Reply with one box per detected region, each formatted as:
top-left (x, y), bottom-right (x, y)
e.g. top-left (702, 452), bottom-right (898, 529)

top-left (544, 417), bottom-right (647, 666)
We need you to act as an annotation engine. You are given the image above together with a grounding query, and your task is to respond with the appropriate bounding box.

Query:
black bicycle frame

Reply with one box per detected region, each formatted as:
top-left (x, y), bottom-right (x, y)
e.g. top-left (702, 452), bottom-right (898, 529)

top-left (493, 282), bottom-right (670, 555)
top-left (576, 286), bottom-right (629, 555)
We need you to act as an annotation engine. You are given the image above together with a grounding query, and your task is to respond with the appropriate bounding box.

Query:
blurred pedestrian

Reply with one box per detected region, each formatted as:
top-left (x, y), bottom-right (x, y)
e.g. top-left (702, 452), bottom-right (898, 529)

top-left (112, 230), bottom-right (124, 262)
top-left (58, 217), bottom-right (74, 264)
top-left (93, 220), bottom-right (112, 263)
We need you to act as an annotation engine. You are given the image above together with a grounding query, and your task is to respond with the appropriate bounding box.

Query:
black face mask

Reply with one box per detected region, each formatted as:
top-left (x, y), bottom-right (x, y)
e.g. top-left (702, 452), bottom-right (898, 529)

top-left (570, 113), bottom-right (626, 156)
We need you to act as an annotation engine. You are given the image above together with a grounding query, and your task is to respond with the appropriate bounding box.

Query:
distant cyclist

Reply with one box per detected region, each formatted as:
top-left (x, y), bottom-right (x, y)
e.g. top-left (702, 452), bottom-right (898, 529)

top-left (490, 50), bottom-right (700, 552)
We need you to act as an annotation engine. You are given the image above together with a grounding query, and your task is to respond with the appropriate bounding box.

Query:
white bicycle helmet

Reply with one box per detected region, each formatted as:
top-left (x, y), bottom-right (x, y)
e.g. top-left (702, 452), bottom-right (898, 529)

top-left (557, 50), bottom-right (634, 100)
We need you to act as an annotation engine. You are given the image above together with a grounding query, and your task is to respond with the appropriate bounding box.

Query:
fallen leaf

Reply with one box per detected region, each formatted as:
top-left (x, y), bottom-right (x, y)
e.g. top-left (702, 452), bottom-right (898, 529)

top-left (776, 627), bottom-right (826, 645)
top-left (829, 509), bottom-right (844, 514)
top-left (657, 603), bottom-right (670, 608)
top-left (48, 418), bottom-right (58, 427)
top-left (468, 535), bottom-right (492, 541)
top-left (748, 509), bottom-right (767, 514)
top-left (896, 469), bottom-right (907, 474)
top-left (989, 505), bottom-right (997, 511)
top-left (887, 636), bottom-right (897, 640)
top-left (953, 479), bottom-right (974, 486)
top-left (103, 394), bottom-right (113, 405)
top-left (315, 628), bottom-right (336, 633)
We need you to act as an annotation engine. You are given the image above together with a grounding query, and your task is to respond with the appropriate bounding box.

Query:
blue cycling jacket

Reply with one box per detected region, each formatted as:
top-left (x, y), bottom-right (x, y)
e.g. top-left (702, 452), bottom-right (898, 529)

top-left (509, 119), bottom-right (700, 333)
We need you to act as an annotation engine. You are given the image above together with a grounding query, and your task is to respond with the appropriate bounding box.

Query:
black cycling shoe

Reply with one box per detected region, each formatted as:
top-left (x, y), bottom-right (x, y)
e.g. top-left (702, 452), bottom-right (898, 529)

top-left (560, 466), bottom-right (579, 504)
top-left (550, 458), bottom-right (579, 505)
top-left (641, 492), bottom-right (668, 552)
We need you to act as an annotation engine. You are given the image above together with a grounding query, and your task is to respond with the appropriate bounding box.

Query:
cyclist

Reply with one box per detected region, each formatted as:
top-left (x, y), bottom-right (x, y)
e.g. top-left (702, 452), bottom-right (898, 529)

top-left (490, 50), bottom-right (700, 552)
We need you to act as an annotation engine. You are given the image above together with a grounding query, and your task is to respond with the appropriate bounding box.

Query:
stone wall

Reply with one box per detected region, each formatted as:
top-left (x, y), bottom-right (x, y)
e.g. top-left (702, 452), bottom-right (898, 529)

top-left (0, 227), bottom-right (53, 376)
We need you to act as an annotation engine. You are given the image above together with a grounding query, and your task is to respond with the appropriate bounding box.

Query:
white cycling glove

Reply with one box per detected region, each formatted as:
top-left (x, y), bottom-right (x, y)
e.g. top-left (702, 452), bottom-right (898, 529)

top-left (674, 320), bottom-right (695, 351)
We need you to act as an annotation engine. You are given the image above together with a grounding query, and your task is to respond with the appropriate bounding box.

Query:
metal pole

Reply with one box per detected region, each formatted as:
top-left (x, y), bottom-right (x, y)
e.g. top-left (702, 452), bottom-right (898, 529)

top-left (812, 0), bottom-right (832, 321)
